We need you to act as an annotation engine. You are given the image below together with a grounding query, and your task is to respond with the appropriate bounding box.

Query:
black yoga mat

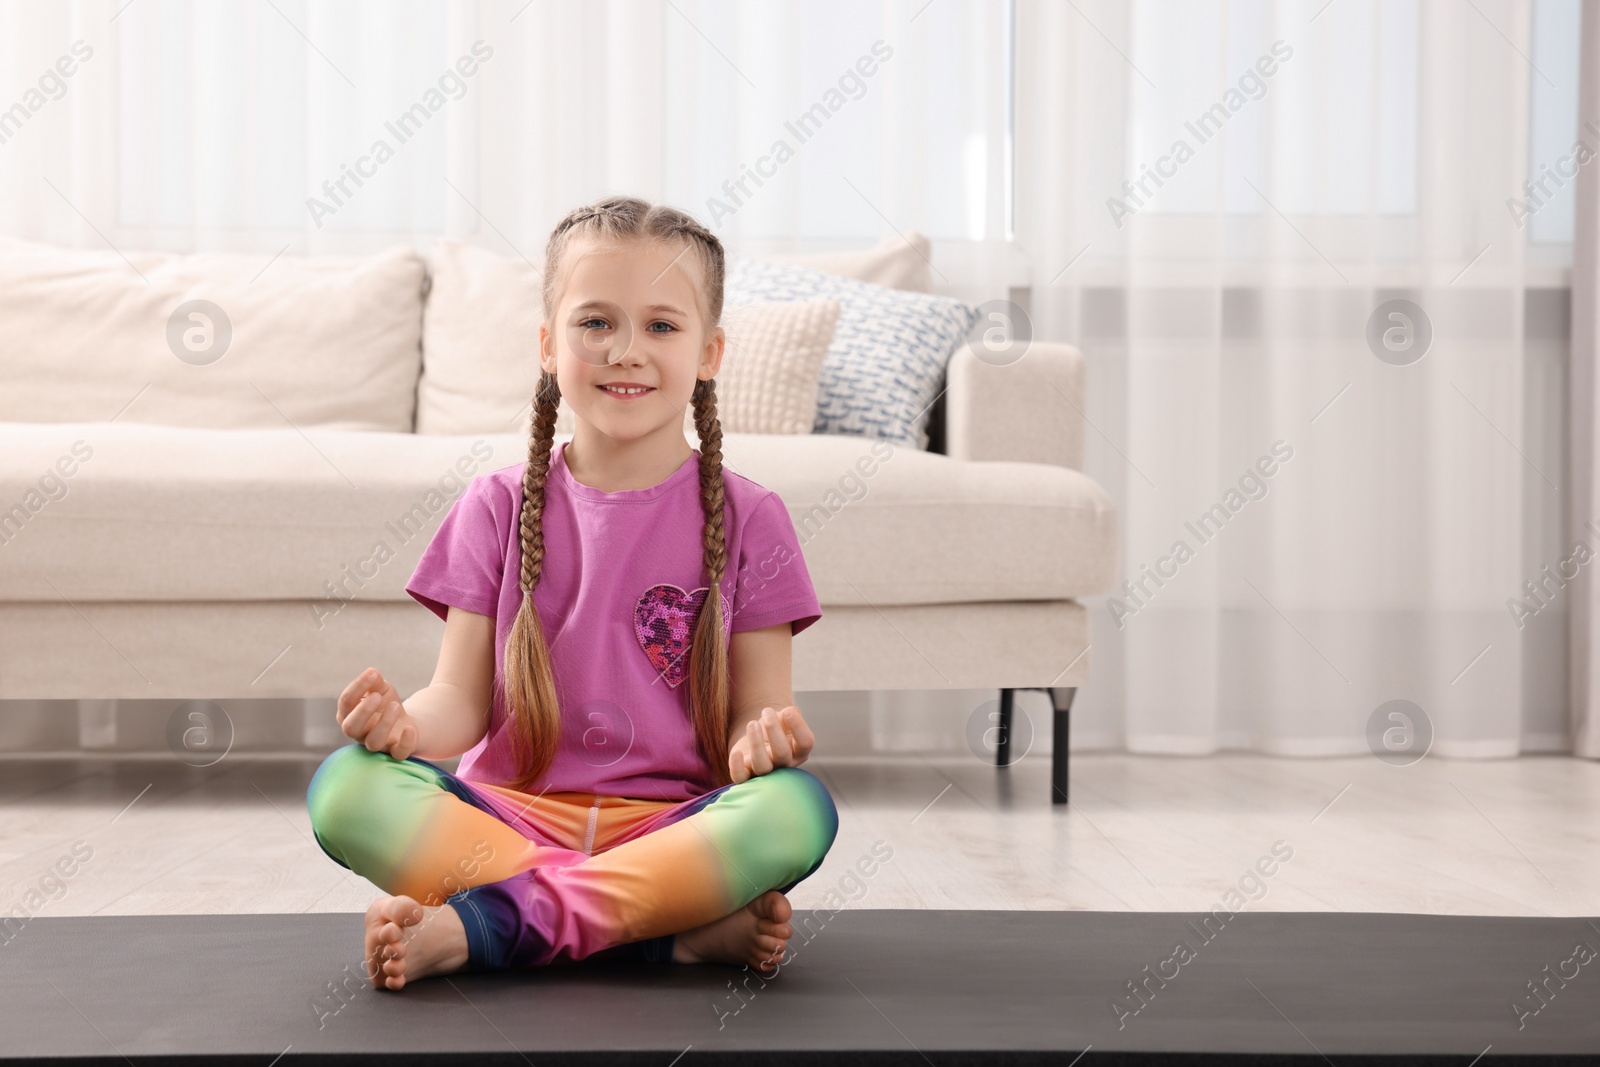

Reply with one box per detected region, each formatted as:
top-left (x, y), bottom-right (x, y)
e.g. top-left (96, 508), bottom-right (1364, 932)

top-left (2, 909), bottom-right (1598, 1065)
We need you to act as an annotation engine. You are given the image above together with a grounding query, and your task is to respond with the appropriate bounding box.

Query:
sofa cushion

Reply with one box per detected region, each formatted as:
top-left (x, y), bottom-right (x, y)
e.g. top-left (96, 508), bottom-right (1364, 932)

top-left (751, 231), bottom-right (934, 292)
top-left (552, 299), bottom-right (838, 437)
top-left (0, 424), bottom-right (1117, 608)
top-left (415, 239), bottom-right (538, 436)
top-left (0, 236), bottom-right (425, 432)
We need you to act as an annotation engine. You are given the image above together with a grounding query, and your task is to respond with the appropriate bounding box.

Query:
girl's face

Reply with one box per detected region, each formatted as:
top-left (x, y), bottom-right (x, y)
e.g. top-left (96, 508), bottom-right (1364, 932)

top-left (538, 236), bottom-right (724, 444)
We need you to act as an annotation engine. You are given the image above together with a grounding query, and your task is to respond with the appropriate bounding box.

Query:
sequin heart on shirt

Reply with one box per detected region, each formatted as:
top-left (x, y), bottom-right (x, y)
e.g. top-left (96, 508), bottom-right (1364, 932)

top-left (634, 583), bottom-right (725, 689)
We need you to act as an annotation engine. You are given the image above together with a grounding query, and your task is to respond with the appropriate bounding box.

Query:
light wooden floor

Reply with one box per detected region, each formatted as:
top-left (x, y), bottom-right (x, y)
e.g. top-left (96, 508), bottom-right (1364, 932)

top-left (2, 751), bottom-right (1596, 918)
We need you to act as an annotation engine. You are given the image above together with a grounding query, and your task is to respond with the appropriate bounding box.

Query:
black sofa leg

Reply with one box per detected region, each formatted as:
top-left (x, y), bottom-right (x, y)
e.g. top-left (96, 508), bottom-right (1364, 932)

top-left (1050, 687), bottom-right (1076, 805)
top-left (996, 688), bottom-right (1015, 768)
top-left (995, 687), bottom-right (1075, 803)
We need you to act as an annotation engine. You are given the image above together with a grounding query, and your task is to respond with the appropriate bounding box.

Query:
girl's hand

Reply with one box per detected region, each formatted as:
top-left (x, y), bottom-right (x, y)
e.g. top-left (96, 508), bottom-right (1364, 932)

top-left (728, 704), bottom-right (814, 785)
top-left (336, 667), bottom-right (418, 761)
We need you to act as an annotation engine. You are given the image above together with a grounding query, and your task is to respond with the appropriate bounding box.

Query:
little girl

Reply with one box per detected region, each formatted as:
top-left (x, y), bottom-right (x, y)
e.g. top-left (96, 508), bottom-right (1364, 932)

top-left (304, 196), bottom-right (839, 989)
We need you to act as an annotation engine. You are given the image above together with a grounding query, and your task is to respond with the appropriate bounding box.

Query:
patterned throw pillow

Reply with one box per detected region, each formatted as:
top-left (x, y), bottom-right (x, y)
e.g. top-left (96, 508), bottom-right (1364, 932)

top-left (555, 299), bottom-right (839, 437)
top-left (724, 256), bottom-right (980, 448)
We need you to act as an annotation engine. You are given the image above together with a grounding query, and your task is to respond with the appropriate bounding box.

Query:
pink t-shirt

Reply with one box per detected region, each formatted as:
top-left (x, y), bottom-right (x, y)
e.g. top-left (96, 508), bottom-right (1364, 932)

top-left (404, 439), bottom-right (822, 801)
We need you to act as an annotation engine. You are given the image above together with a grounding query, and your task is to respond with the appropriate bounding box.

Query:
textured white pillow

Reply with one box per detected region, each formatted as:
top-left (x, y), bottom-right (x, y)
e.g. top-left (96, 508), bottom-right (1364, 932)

top-left (0, 236), bottom-right (425, 431)
top-left (716, 300), bottom-right (840, 433)
top-left (552, 299), bottom-right (839, 436)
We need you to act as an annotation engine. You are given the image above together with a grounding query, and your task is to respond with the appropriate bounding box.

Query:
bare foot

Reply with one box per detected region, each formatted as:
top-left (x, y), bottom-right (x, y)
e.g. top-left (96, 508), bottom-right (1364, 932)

top-left (364, 894), bottom-right (470, 991)
top-left (673, 890), bottom-right (794, 972)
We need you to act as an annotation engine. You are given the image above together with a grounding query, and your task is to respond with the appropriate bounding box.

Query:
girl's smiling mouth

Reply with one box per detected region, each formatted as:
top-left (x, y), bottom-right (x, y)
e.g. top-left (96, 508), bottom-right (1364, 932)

top-left (598, 382), bottom-right (655, 399)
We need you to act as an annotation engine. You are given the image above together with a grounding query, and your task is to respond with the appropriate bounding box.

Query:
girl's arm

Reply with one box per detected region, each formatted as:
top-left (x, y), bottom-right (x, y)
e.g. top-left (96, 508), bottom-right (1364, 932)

top-left (728, 621), bottom-right (795, 739)
top-left (727, 621), bottom-right (815, 782)
top-left (406, 605), bottom-right (496, 760)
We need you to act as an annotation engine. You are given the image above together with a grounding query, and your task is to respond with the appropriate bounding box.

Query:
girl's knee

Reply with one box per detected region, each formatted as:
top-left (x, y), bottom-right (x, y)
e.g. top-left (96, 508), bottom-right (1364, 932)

top-left (308, 742), bottom-right (366, 800)
top-left (305, 744), bottom-right (405, 836)
top-left (742, 766), bottom-right (839, 868)
top-left (307, 745), bottom-right (359, 831)
top-left (777, 766), bottom-right (838, 830)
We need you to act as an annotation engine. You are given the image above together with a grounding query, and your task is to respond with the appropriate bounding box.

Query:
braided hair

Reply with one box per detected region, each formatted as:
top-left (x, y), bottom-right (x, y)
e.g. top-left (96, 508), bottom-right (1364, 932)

top-left (501, 196), bottom-right (732, 793)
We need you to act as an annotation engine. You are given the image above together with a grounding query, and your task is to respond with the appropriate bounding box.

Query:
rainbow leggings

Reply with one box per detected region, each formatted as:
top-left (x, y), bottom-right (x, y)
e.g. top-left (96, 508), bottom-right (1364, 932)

top-left (305, 744), bottom-right (839, 969)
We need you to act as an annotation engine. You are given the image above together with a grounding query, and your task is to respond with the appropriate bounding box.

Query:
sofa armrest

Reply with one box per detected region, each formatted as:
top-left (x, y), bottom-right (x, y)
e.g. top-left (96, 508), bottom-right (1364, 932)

top-left (943, 340), bottom-right (1086, 469)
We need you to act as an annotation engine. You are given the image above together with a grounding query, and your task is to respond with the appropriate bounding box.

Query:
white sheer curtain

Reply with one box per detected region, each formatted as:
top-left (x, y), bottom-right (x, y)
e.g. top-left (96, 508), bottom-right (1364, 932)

top-left (0, 0), bottom-right (1583, 757)
top-left (1570, 0), bottom-right (1600, 760)
top-left (0, 0), bottom-right (1010, 263)
top-left (1016, 0), bottom-right (1574, 756)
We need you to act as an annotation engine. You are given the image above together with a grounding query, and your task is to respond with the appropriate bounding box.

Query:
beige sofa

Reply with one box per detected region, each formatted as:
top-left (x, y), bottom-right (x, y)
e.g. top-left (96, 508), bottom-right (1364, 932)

top-left (0, 234), bottom-right (1118, 801)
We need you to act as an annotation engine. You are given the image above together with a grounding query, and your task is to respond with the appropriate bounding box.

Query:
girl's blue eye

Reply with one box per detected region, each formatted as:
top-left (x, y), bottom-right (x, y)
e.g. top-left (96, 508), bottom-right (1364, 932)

top-left (580, 318), bottom-right (674, 332)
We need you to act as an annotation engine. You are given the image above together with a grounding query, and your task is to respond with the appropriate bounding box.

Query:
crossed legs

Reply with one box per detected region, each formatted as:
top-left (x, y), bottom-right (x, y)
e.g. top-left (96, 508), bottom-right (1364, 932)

top-left (305, 745), bottom-right (839, 978)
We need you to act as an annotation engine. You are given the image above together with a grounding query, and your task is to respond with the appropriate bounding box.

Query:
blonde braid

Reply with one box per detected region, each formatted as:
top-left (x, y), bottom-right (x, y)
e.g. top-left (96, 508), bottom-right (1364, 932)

top-left (687, 376), bottom-right (732, 782)
top-left (500, 370), bottom-right (564, 792)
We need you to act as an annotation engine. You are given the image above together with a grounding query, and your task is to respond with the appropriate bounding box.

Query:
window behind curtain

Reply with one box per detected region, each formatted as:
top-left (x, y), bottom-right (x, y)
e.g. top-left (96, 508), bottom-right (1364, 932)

top-left (1120, 0), bottom-right (1581, 254)
top-left (111, 0), bottom-right (1014, 244)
